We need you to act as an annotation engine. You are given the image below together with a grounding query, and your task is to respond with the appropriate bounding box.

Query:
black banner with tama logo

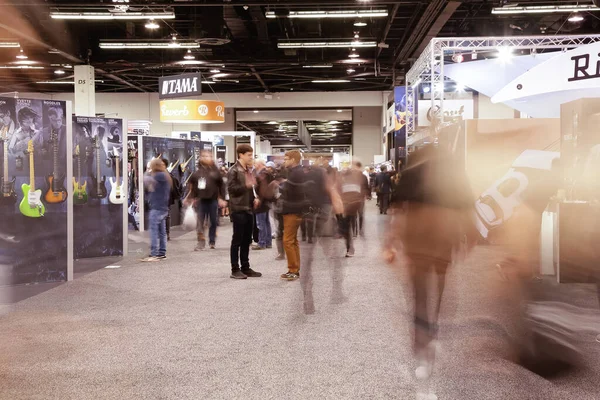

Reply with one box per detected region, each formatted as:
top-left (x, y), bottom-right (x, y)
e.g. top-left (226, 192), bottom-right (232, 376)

top-left (158, 72), bottom-right (202, 100)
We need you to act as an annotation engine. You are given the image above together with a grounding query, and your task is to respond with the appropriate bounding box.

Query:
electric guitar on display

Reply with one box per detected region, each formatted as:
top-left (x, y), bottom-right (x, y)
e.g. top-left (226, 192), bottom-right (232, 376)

top-left (180, 155), bottom-right (193, 173)
top-left (167, 159), bottom-right (180, 173)
top-left (0, 126), bottom-right (17, 206)
top-left (44, 129), bottom-right (67, 204)
top-left (89, 136), bottom-right (107, 199)
top-left (19, 140), bottom-right (45, 217)
top-left (109, 148), bottom-right (125, 205)
top-left (73, 144), bottom-right (88, 205)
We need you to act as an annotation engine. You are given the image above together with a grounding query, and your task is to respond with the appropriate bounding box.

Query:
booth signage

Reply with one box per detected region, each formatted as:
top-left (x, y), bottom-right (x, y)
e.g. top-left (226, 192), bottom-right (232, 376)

top-left (158, 72), bottom-right (202, 100)
top-left (417, 99), bottom-right (474, 127)
top-left (493, 41), bottom-right (600, 103)
top-left (159, 100), bottom-right (225, 124)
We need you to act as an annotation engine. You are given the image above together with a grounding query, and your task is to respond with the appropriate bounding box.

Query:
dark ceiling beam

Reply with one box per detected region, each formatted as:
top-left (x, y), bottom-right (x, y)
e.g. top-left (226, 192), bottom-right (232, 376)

top-left (413, 1), bottom-right (463, 57)
top-left (376, 3), bottom-right (400, 59)
top-left (251, 67), bottom-right (269, 91)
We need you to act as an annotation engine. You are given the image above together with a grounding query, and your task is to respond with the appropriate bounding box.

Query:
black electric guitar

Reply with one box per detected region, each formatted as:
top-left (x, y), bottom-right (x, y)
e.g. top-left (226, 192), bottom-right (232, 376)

top-left (44, 129), bottom-right (67, 204)
top-left (89, 136), bottom-right (107, 199)
top-left (0, 126), bottom-right (16, 205)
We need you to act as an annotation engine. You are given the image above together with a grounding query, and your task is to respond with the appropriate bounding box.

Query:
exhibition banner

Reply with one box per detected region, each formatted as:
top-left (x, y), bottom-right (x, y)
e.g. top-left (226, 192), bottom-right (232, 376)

top-left (72, 116), bottom-right (124, 258)
top-left (216, 145), bottom-right (227, 168)
top-left (394, 86), bottom-right (407, 167)
top-left (0, 97), bottom-right (69, 285)
top-left (159, 100), bottom-right (225, 124)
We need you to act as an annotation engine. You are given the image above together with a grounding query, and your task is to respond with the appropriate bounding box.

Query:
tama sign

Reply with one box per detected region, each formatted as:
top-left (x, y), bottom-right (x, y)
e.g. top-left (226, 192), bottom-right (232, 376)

top-left (158, 72), bottom-right (202, 100)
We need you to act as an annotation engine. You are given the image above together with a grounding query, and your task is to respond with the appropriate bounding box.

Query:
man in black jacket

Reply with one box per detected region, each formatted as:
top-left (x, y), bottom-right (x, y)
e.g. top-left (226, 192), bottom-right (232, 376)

top-left (184, 150), bottom-right (226, 250)
top-left (226, 144), bottom-right (262, 279)
top-left (376, 165), bottom-right (392, 214)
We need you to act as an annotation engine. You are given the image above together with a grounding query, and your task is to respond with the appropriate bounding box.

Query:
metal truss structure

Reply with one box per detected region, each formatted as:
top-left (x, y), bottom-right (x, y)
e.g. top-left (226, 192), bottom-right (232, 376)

top-left (404, 34), bottom-right (600, 136)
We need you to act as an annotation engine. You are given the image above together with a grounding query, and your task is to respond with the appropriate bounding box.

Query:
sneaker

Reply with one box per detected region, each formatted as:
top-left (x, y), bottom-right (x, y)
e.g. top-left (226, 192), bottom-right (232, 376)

top-left (346, 248), bottom-right (355, 257)
top-left (141, 256), bottom-right (160, 262)
top-left (155, 255), bottom-right (167, 260)
top-left (209, 244), bottom-right (216, 249)
top-left (230, 271), bottom-right (248, 279)
top-left (281, 272), bottom-right (299, 281)
top-left (251, 245), bottom-right (266, 250)
top-left (275, 254), bottom-right (286, 260)
top-left (194, 243), bottom-right (206, 251)
top-left (242, 268), bottom-right (262, 278)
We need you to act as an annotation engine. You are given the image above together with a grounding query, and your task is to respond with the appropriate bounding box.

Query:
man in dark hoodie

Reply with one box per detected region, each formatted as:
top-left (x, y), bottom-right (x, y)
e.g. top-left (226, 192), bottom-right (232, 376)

top-left (226, 144), bottom-right (262, 280)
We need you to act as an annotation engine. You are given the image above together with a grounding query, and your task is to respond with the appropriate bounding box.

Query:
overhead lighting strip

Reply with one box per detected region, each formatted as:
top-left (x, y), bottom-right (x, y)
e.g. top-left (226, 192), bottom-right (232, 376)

top-left (266, 10), bottom-right (388, 19)
top-left (100, 41), bottom-right (200, 49)
top-left (0, 42), bottom-right (20, 48)
top-left (279, 41), bottom-right (377, 49)
top-left (311, 79), bottom-right (350, 83)
top-left (50, 11), bottom-right (175, 20)
top-left (492, 5), bottom-right (600, 14)
top-left (0, 65), bottom-right (44, 69)
top-left (36, 80), bottom-right (105, 84)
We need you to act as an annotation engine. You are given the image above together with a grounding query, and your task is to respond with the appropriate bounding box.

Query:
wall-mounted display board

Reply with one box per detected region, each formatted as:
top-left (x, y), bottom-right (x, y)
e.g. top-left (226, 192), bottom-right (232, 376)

top-left (72, 117), bottom-right (126, 259)
top-left (0, 96), bottom-right (73, 285)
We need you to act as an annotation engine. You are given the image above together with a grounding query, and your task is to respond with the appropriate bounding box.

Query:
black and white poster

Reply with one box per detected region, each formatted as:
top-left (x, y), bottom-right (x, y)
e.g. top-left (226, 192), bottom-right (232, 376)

top-left (0, 97), bottom-right (69, 285)
top-left (72, 116), bottom-right (124, 259)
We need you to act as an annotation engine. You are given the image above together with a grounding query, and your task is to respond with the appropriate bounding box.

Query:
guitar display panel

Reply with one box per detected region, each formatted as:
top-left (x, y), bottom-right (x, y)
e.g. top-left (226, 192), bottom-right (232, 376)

top-left (0, 97), bottom-right (68, 285)
top-left (72, 116), bottom-right (125, 259)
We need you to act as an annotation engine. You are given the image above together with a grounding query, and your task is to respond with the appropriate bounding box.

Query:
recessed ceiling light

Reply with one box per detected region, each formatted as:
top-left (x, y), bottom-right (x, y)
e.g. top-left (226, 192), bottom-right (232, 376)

top-left (209, 68), bottom-right (220, 73)
top-left (348, 52), bottom-right (360, 58)
top-left (346, 68), bottom-right (355, 73)
top-left (311, 79), bottom-right (350, 83)
top-left (354, 34), bottom-right (359, 39)
top-left (337, 110), bottom-right (343, 112)
top-left (145, 19), bottom-right (159, 29)
top-left (54, 69), bottom-right (65, 75)
top-left (354, 21), bottom-right (367, 27)
top-left (253, 110), bottom-right (259, 113)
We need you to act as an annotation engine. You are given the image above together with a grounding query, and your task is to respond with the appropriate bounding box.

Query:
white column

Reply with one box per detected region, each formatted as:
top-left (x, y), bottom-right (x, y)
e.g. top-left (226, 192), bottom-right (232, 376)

top-left (74, 65), bottom-right (96, 116)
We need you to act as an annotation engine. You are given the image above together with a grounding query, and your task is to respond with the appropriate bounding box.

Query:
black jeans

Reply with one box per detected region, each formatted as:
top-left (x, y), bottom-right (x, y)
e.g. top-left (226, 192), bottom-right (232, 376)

top-left (379, 193), bottom-right (390, 214)
top-left (230, 211), bottom-right (253, 272)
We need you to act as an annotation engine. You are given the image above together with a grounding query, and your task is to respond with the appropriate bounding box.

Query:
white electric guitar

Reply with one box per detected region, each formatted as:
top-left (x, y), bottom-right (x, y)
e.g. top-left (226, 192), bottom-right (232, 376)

top-left (109, 148), bottom-right (125, 205)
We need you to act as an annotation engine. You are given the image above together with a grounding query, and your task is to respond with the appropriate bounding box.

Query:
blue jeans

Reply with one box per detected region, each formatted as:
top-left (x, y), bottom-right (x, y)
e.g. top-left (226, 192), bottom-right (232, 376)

top-left (196, 199), bottom-right (218, 245)
top-left (255, 211), bottom-right (272, 248)
top-left (149, 209), bottom-right (168, 257)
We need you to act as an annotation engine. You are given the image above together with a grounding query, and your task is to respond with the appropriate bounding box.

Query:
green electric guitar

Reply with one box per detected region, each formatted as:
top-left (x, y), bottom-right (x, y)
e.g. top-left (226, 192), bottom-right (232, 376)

top-left (19, 140), bottom-right (45, 217)
top-left (73, 144), bottom-right (88, 205)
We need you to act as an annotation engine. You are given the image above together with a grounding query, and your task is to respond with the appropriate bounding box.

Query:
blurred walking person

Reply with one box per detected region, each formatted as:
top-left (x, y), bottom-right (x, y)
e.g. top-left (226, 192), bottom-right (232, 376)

top-left (376, 165), bottom-right (392, 214)
top-left (252, 160), bottom-right (275, 250)
top-left (382, 144), bottom-right (475, 400)
top-left (142, 158), bottom-right (173, 262)
top-left (339, 160), bottom-right (369, 256)
top-left (227, 145), bottom-right (262, 279)
top-left (184, 150), bottom-right (227, 251)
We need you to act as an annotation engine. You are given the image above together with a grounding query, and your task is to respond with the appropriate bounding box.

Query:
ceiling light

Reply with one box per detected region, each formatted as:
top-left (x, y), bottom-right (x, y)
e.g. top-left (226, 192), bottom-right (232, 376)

top-left (337, 110), bottom-right (343, 112)
top-left (0, 42), bottom-right (20, 48)
top-left (54, 69), bottom-right (65, 75)
top-left (16, 49), bottom-right (27, 59)
top-left (423, 86), bottom-right (431, 93)
top-left (348, 51), bottom-right (360, 58)
top-left (266, 10), bottom-right (388, 19)
top-left (278, 41), bottom-right (377, 49)
top-left (211, 73), bottom-right (229, 78)
top-left (145, 19), bottom-right (160, 29)
top-left (0, 65), bottom-right (44, 70)
top-left (496, 46), bottom-right (513, 62)
top-left (568, 13), bottom-right (585, 22)
top-left (492, 5), bottom-right (600, 15)
top-left (312, 79), bottom-right (350, 83)
top-left (354, 21), bottom-right (367, 27)
top-left (14, 60), bottom-right (37, 65)
top-left (209, 68), bottom-right (220, 73)
top-left (346, 68), bottom-right (355, 73)
top-left (303, 64), bottom-right (333, 68)
top-left (328, 121), bottom-right (340, 124)
top-left (267, 121), bottom-right (278, 125)
top-left (50, 11), bottom-right (176, 20)
top-left (253, 110), bottom-right (259, 113)
top-left (36, 80), bottom-right (104, 84)
top-left (99, 41), bottom-right (200, 49)
top-left (177, 60), bottom-right (204, 65)
top-left (354, 34), bottom-right (359, 39)
top-left (183, 49), bottom-right (195, 60)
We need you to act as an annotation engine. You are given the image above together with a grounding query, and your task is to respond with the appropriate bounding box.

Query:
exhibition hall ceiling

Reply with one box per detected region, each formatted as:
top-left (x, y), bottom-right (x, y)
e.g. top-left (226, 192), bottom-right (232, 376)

top-left (1, 0), bottom-right (599, 93)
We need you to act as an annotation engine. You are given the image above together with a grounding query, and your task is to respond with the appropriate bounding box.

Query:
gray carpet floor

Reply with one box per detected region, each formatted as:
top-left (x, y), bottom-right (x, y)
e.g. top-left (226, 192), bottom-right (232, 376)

top-left (0, 202), bottom-right (598, 399)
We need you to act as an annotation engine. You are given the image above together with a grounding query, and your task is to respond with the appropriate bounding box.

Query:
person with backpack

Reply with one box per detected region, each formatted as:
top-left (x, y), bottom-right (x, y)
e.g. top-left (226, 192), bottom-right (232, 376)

top-left (162, 158), bottom-right (182, 241)
top-left (183, 149), bottom-right (227, 251)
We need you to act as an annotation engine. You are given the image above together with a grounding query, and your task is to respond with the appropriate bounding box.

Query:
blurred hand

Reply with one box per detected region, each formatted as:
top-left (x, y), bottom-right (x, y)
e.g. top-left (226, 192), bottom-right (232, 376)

top-left (382, 247), bottom-right (397, 264)
top-left (218, 199), bottom-right (227, 208)
top-left (253, 198), bottom-right (260, 209)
